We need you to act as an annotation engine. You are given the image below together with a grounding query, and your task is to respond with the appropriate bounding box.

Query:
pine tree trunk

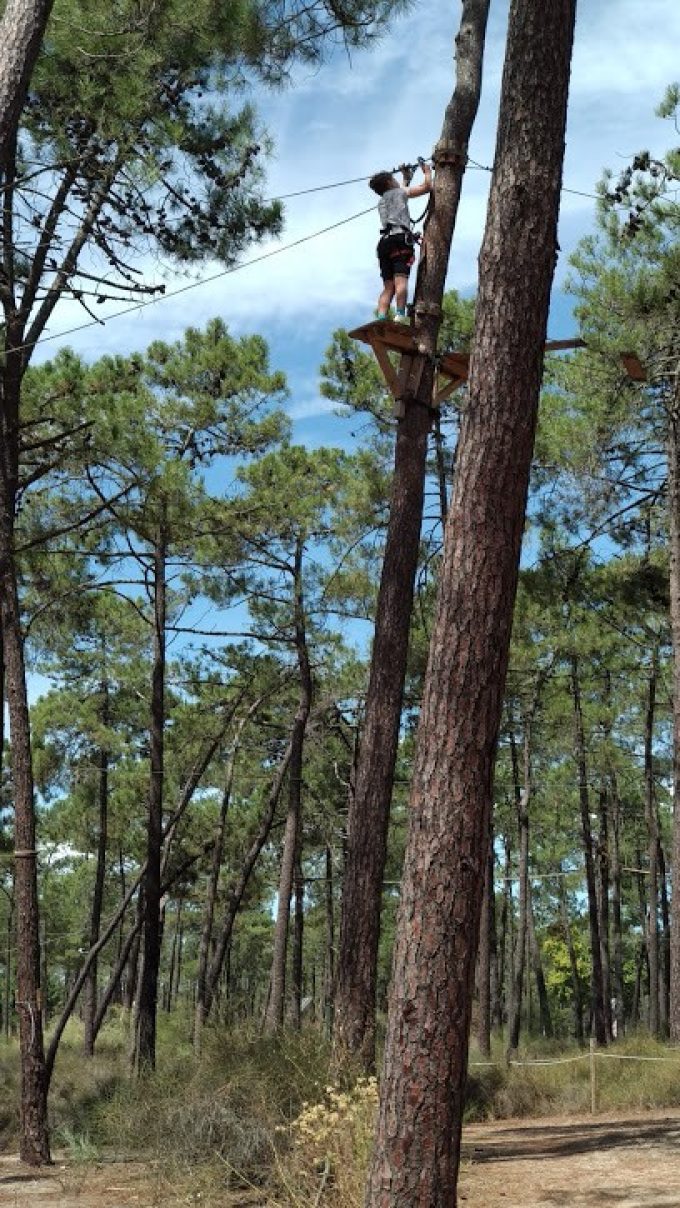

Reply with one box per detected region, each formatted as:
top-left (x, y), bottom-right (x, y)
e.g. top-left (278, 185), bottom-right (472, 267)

top-left (597, 784), bottom-right (613, 1041)
top-left (658, 835), bottom-right (670, 1037)
top-left (323, 844), bottom-right (335, 1040)
top-left (666, 370), bottom-right (680, 1040)
top-left (193, 748), bottom-right (239, 1050)
top-left (558, 878), bottom-right (584, 1045)
top-left (496, 836), bottom-right (512, 1030)
top-left (289, 846), bottom-right (304, 1030)
top-left (202, 739), bottom-right (293, 1024)
top-left (0, 368), bottom-right (50, 1161)
top-left (0, 0), bottom-right (53, 163)
top-left (644, 658), bottom-right (660, 1036)
top-left (333, 0), bottom-right (491, 1071)
top-left (476, 819), bottom-right (493, 1056)
top-left (366, 2), bottom-right (576, 1198)
top-left (506, 731), bottom-right (530, 1055)
top-left (609, 770), bottom-right (625, 1038)
top-left (134, 530), bottom-right (167, 1072)
top-left (528, 895), bottom-right (552, 1039)
top-left (264, 541), bottom-right (312, 1033)
top-left (164, 901), bottom-right (180, 1012)
top-left (83, 684), bottom-right (109, 1056)
top-left (570, 655), bottom-right (607, 1045)
top-left (4, 895), bottom-right (12, 1038)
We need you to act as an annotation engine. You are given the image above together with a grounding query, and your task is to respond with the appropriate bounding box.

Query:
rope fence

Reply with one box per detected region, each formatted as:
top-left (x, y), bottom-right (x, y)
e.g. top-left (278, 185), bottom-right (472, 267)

top-left (469, 1039), bottom-right (680, 1113)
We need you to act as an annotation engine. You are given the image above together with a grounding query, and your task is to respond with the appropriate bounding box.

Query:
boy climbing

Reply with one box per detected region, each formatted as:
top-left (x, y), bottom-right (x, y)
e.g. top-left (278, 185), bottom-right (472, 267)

top-left (369, 160), bottom-right (433, 322)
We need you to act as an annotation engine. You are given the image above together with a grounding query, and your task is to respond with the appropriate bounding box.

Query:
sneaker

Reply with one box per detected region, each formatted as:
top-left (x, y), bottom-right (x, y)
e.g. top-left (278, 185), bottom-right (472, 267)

top-left (393, 312), bottom-right (409, 324)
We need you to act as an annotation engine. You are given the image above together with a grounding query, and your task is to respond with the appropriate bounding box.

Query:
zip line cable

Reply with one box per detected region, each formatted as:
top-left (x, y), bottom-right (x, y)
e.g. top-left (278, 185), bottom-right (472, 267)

top-left (11, 161), bottom-right (619, 359)
top-left (12, 204), bottom-right (375, 358)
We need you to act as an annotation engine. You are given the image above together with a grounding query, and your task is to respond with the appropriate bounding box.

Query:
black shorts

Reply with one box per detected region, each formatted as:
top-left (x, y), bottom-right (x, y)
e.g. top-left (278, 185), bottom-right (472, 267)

top-left (377, 231), bottom-right (415, 281)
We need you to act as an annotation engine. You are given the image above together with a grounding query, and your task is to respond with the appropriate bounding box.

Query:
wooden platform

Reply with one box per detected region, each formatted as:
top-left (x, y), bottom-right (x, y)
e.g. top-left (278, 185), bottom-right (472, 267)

top-left (347, 321), bottom-right (646, 417)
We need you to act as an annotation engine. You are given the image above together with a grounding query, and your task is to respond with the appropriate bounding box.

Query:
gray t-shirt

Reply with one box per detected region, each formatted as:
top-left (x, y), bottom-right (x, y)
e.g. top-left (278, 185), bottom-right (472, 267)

top-left (378, 186), bottom-right (412, 234)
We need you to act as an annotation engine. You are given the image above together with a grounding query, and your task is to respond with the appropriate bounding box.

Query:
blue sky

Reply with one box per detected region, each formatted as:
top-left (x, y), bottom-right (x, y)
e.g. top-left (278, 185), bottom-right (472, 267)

top-left (33, 0), bottom-right (680, 449)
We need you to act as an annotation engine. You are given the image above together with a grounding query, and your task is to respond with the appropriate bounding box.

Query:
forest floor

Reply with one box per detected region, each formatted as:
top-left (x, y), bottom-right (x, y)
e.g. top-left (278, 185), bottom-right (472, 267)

top-left (2, 1109), bottom-right (680, 1206)
top-left (460, 1109), bottom-right (680, 1206)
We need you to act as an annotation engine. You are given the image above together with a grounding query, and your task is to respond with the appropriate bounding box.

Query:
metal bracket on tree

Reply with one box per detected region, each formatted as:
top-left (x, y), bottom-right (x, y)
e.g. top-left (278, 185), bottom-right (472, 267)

top-left (433, 140), bottom-right (468, 168)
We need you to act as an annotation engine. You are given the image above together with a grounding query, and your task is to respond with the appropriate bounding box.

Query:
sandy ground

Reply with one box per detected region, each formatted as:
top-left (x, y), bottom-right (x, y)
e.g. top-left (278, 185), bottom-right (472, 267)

top-left (3, 1110), bottom-right (680, 1205)
top-left (459, 1110), bottom-right (680, 1206)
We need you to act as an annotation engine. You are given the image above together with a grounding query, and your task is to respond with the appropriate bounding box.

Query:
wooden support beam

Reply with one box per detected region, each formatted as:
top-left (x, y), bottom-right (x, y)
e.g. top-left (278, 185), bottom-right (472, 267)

top-left (350, 322), bottom-right (647, 415)
top-left (434, 374), bottom-right (466, 407)
top-left (367, 334), bottom-right (401, 400)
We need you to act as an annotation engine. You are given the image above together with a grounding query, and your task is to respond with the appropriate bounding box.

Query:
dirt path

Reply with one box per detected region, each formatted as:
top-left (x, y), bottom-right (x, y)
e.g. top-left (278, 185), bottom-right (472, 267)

top-left (3, 1110), bottom-right (680, 1206)
top-left (459, 1109), bottom-right (680, 1206)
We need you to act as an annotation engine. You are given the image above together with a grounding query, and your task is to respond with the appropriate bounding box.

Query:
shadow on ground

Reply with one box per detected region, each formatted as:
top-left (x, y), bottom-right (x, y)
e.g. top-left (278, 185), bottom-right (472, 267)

top-left (464, 1116), bottom-right (680, 1164)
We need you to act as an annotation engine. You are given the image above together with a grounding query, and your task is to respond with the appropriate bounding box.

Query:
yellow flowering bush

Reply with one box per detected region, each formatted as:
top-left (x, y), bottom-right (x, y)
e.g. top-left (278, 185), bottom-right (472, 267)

top-left (281, 1077), bottom-right (378, 1206)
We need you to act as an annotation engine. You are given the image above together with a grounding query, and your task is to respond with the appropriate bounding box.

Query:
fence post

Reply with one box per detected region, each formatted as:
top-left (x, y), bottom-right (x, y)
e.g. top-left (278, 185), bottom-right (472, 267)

top-left (590, 1037), bottom-right (597, 1114)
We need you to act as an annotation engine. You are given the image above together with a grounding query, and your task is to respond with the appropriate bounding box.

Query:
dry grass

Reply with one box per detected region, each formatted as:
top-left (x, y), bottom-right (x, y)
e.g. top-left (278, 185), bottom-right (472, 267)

top-left (5, 1019), bottom-right (680, 1206)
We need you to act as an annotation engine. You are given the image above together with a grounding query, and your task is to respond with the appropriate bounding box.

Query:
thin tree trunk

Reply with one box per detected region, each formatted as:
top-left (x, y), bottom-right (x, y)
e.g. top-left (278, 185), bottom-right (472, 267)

top-left (659, 835), bottom-right (670, 1037)
top-left (608, 737), bottom-right (625, 1038)
top-left (665, 369), bottom-right (680, 1040)
top-left (164, 900), bottom-right (182, 1013)
top-left (289, 846), bottom-right (304, 1030)
top-left (506, 730), bottom-right (530, 1056)
top-left (0, 529), bottom-right (50, 1162)
top-left (83, 682), bottom-right (109, 1056)
top-left (134, 528), bottom-right (166, 1072)
top-left (334, 0), bottom-right (492, 1071)
top-left (202, 738), bottom-right (293, 1024)
top-left (193, 732), bottom-right (242, 1051)
top-left (4, 893), bottom-right (13, 1038)
top-left (528, 895), bottom-right (552, 1039)
top-left (558, 878), bottom-right (583, 1045)
top-left (597, 783), bottom-right (613, 1042)
top-left (644, 656), bottom-right (660, 1036)
top-left (570, 655), bottom-right (607, 1045)
top-left (476, 817), bottom-right (493, 1057)
top-left (367, 2), bottom-right (576, 1198)
top-left (323, 843), bottom-right (335, 1040)
top-left (496, 836), bottom-right (512, 1030)
top-left (634, 858), bottom-right (649, 1027)
top-left (264, 540), bottom-right (312, 1033)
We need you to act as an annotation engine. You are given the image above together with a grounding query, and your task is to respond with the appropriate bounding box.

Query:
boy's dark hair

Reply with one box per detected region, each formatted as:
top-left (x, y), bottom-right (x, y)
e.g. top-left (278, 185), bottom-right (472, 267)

top-left (369, 171), bottom-right (396, 196)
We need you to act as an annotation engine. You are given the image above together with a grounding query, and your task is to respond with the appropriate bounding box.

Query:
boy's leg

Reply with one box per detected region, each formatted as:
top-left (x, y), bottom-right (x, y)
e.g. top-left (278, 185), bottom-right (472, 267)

top-left (394, 274), bottom-right (408, 316)
top-left (377, 279), bottom-right (395, 317)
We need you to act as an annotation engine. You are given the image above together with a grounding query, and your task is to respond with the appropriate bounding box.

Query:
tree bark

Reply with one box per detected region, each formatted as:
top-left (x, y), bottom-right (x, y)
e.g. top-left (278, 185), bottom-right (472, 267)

top-left (264, 540), bottom-right (312, 1032)
top-left (202, 737), bottom-right (293, 1024)
top-left (570, 655), bottom-right (607, 1045)
top-left (609, 767), bottom-right (625, 1038)
top-left (0, 515), bottom-right (50, 1161)
top-left (476, 817), bottom-right (493, 1056)
top-left (289, 845), bottom-right (304, 1030)
top-left (0, 0), bottom-right (53, 166)
top-left (667, 372), bottom-right (680, 1039)
top-left (506, 730), bottom-right (530, 1055)
top-left (333, 0), bottom-right (492, 1070)
top-left (134, 528), bottom-right (167, 1072)
top-left (528, 895), bottom-right (552, 1039)
top-left (597, 783), bottom-right (613, 1042)
top-left (193, 724), bottom-right (244, 1051)
top-left (366, 2), bottom-right (576, 1199)
top-left (559, 878), bottom-right (584, 1045)
top-left (83, 684), bottom-right (109, 1056)
top-left (658, 835), bottom-right (670, 1037)
top-left (323, 843), bottom-right (335, 1040)
top-left (644, 656), bottom-right (660, 1036)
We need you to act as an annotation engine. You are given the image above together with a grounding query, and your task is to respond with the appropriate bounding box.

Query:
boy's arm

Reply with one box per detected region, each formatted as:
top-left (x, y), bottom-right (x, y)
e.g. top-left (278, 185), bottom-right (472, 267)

top-left (406, 163), bottom-right (433, 199)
